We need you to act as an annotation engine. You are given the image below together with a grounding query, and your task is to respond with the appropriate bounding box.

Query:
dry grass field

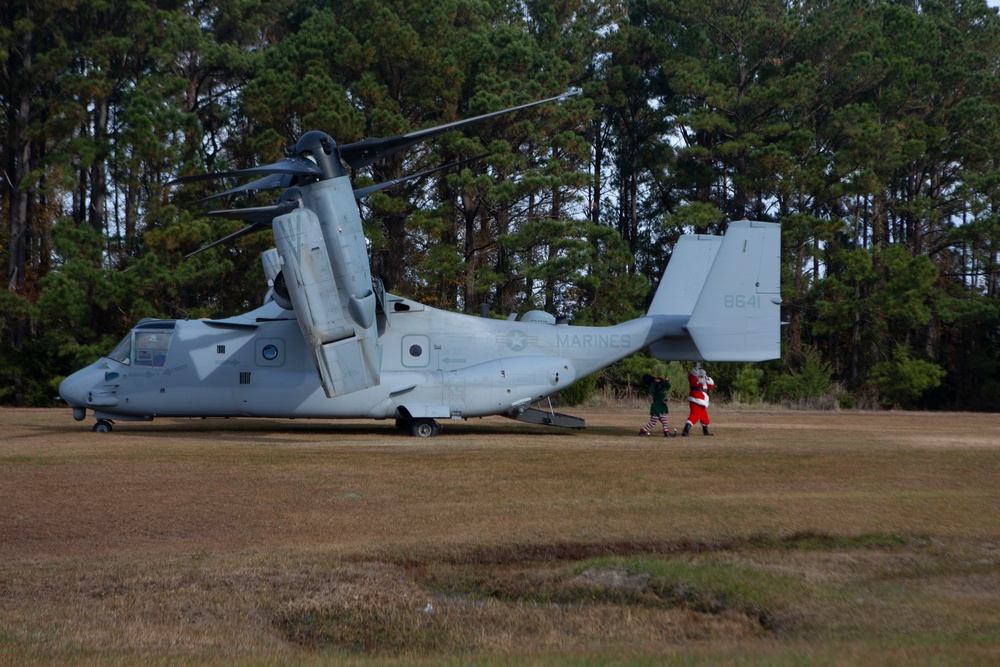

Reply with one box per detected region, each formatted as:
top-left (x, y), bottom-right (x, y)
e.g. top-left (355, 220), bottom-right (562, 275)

top-left (1, 406), bottom-right (999, 665)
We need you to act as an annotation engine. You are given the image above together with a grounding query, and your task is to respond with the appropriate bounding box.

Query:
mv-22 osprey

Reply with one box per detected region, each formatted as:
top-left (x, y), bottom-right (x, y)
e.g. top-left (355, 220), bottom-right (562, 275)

top-left (59, 89), bottom-right (781, 437)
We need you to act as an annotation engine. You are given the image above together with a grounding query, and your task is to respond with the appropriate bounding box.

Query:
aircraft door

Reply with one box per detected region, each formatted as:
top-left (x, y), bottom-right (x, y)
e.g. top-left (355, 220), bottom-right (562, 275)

top-left (114, 325), bottom-right (175, 412)
top-left (447, 372), bottom-right (466, 419)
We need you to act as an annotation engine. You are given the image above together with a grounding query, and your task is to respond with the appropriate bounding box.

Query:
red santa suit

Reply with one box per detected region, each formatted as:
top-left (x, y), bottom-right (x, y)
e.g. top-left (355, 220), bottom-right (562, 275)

top-left (686, 367), bottom-right (714, 426)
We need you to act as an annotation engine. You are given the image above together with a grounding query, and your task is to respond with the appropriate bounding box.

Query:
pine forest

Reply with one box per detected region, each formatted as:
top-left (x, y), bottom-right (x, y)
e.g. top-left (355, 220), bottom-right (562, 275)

top-left (2, 0), bottom-right (999, 410)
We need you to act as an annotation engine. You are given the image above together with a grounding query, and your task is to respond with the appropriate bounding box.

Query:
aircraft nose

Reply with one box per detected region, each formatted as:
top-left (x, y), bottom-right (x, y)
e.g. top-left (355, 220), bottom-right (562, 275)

top-left (59, 368), bottom-right (93, 419)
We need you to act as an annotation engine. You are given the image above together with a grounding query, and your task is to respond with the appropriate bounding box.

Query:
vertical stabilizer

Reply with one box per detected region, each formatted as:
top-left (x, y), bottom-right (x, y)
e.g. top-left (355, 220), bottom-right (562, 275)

top-left (685, 221), bottom-right (781, 361)
top-left (647, 233), bottom-right (723, 361)
top-left (647, 234), bottom-right (724, 317)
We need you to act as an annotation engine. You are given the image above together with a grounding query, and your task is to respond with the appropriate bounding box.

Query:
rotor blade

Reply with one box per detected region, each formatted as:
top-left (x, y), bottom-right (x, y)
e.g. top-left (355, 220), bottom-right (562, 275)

top-left (168, 157), bottom-right (322, 186)
top-left (184, 224), bottom-right (265, 259)
top-left (201, 200), bottom-right (299, 225)
top-left (352, 154), bottom-right (489, 201)
top-left (192, 173), bottom-right (296, 205)
top-left (338, 87), bottom-right (581, 170)
top-left (184, 201), bottom-right (299, 258)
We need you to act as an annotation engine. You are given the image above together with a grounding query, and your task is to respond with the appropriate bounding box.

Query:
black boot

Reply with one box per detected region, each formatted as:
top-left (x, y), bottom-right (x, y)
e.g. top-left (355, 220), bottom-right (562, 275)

top-left (681, 423), bottom-right (691, 437)
top-left (703, 424), bottom-right (714, 436)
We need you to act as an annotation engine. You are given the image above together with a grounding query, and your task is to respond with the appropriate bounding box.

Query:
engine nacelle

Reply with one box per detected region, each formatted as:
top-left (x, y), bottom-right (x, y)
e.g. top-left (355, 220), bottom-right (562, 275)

top-left (262, 248), bottom-right (293, 310)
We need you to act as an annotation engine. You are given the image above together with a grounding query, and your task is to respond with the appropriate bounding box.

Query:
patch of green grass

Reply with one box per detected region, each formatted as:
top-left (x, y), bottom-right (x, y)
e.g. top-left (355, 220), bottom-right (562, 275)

top-left (0, 455), bottom-right (34, 464)
top-left (775, 530), bottom-right (914, 551)
top-left (570, 555), bottom-right (798, 619)
top-left (414, 550), bottom-right (804, 636)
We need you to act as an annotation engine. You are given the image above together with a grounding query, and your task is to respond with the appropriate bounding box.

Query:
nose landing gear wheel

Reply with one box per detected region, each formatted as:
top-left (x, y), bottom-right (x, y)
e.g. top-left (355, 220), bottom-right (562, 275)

top-left (409, 418), bottom-right (440, 438)
top-left (92, 419), bottom-right (114, 433)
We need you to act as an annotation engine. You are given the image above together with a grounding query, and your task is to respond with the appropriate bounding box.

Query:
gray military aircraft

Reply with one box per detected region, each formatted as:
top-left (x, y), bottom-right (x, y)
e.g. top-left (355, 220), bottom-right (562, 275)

top-left (59, 89), bottom-right (781, 436)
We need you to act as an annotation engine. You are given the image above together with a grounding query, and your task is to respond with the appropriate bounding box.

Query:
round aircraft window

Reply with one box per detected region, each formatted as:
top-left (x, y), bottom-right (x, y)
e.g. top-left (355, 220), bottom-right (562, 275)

top-left (261, 344), bottom-right (279, 361)
top-left (409, 344), bottom-right (423, 358)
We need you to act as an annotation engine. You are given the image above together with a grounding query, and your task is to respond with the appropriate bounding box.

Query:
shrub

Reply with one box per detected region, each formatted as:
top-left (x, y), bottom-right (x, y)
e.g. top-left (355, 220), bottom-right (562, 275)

top-left (558, 373), bottom-right (597, 406)
top-left (601, 356), bottom-right (687, 400)
top-left (730, 364), bottom-right (764, 403)
top-left (868, 345), bottom-right (946, 408)
top-left (765, 348), bottom-right (834, 405)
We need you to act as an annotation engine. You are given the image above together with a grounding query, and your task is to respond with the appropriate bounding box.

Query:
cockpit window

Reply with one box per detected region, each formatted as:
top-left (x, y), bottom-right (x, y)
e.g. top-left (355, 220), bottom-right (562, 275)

top-left (134, 332), bottom-right (172, 368)
top-left (108, 335), bottom-right (132, 365)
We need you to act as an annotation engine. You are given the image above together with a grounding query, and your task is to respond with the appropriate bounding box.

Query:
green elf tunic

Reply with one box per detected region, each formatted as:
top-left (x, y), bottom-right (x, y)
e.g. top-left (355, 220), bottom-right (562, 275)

top-left (647, 379), bottom-right (670, 416)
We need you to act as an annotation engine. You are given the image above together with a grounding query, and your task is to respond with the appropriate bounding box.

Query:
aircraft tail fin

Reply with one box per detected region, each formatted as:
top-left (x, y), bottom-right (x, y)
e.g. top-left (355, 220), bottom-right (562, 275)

top-left (646, 233), bottom-right (724, 318)
top-left (649, 221), bottom-right (781, 362)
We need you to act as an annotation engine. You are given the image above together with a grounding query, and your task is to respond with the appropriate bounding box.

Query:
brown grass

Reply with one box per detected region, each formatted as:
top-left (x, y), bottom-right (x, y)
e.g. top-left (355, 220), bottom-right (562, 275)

top-left (1, 407), bottom-right (999, 665)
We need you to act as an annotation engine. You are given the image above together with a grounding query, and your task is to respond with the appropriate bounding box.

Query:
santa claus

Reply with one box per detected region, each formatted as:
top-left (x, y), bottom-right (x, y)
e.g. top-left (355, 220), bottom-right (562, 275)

top-left (682, 363), bottom-right (715, 436)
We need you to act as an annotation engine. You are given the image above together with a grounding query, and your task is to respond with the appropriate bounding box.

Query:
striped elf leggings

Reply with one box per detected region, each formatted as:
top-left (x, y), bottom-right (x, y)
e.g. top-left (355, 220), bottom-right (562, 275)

top-left (641, 414), bottom-right (670, 434)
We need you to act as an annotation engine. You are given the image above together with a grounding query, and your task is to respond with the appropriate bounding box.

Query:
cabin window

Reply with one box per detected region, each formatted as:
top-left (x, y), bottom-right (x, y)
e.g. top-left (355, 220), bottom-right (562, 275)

top-left (401, 334), bottom-right (430, 368)
top-left (133, 332), bottom-right (172, 368)
top-left (108, 335), bottom-right (132, 365)
top-left (255, 339), bottom-right (285, 367)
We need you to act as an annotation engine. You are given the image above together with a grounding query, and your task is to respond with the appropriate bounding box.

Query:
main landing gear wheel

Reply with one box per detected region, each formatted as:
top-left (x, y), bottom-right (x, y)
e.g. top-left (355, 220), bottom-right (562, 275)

top-left (409, 418), bottom-right (441, 438)
top-left (92, 419), bottom-right (114, 433)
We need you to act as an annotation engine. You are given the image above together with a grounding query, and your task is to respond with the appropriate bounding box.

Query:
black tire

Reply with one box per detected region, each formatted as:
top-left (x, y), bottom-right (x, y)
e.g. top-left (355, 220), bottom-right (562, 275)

top-left (409, 419), bottom-right (439, 438)
top-left (92, 420), bottom-right (113, 433)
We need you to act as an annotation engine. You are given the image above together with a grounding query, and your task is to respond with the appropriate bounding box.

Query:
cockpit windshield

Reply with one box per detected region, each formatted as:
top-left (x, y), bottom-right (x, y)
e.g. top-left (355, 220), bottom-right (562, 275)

top-left (108, 335), bottom-right (131, 365)
top-left (106, 330), bottom-right (173, 367)
top-left (134, 332), bottom-right (172, 367)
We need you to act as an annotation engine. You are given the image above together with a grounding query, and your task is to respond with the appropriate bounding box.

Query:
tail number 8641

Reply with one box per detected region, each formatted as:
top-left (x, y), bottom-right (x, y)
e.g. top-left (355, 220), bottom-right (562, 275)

top-left (724, 294), bottom-right (761, 308)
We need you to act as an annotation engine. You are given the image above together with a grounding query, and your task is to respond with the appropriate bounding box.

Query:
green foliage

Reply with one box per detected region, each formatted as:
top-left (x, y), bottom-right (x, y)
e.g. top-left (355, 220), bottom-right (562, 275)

top-left (601, 356), bottom-right (688, 401)
top-left (869, 345), bottom-right (947, 409)
top-left (660, 203), bottom-right (727, 236)
top-left (2, 0), bottom-right (1000, 411)
top-left (558, 373), bottom-right (597, 407)
top-left (569, 222), bottom-right (649, 325)
top-left (730, 364), bottom-right (765, 404)
top-left (766, 348), bottom-right (835, 404)
top-left (573, 555), bottom-right (797, 617)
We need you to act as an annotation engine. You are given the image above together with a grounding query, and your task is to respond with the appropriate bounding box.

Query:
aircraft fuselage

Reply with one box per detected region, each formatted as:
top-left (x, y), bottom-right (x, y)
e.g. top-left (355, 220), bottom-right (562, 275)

top-left (59, 295), bottom-right (675, 425)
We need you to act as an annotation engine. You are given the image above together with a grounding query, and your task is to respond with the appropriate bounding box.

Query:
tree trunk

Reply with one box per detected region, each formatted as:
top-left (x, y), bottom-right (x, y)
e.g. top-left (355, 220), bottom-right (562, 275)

top-left (545, 188), bottom-right (561, 313)
top-left (89, 96), bottom-right (109, 237)
top-left (462, 190), bottom-right (478, 313)
top-left (590, 117), bottom-right (603, 226)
